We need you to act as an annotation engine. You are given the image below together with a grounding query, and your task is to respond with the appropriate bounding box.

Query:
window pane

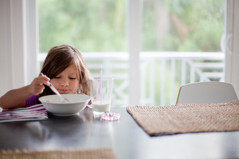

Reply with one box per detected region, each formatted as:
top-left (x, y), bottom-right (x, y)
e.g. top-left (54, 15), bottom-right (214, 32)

top-left (141, 0), bottom-right (225, 106)
top-left (38, 0), bottom-right (127, 52)
top-left (142, 0), bottom-right (225, 51)
top-left (38, 0), bottom-right (128, 107)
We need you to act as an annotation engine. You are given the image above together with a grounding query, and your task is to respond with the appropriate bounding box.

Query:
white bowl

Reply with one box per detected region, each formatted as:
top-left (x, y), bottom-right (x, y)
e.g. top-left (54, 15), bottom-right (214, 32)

top-left (39, 94), bottom-right (90, 116)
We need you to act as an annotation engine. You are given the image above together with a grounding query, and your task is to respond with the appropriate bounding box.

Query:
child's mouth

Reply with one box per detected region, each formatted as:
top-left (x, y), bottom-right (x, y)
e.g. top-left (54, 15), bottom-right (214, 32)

top-left (59, 89), bottom-right (69, 94)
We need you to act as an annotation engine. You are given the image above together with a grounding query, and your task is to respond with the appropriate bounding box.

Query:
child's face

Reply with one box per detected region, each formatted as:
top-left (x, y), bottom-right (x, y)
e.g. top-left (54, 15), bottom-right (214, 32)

top-left (50, 64), bottom-right (80, 94)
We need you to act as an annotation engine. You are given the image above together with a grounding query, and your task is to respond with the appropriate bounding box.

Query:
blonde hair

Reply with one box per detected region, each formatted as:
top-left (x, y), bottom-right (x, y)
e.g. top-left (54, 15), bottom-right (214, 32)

top-left (40, 44), bottom-right (91, 96)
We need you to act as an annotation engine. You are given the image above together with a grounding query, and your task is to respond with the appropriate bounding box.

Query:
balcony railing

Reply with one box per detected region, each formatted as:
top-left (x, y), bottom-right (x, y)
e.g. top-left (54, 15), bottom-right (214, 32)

top-left (38, 52), bottom-right (224, 107)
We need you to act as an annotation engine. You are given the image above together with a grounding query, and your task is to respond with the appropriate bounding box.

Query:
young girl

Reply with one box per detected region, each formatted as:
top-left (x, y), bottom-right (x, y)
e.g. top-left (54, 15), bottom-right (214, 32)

top-left (0, 44), bottom-right (91, 109)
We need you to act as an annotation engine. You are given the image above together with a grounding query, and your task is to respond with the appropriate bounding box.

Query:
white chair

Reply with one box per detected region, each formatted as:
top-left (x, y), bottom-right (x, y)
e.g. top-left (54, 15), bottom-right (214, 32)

top-left (176, 82), bottom-right (238, 105)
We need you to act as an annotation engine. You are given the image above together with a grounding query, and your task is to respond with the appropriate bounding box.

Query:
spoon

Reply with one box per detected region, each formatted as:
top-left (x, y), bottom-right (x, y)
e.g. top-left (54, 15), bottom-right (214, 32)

top-left (40, 73), bottom-right (70, 103)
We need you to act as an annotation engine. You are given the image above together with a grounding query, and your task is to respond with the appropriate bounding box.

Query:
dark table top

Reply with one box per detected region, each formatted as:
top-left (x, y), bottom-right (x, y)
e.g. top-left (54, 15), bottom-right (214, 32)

top-left (0, 107), bottom-right (239, 159)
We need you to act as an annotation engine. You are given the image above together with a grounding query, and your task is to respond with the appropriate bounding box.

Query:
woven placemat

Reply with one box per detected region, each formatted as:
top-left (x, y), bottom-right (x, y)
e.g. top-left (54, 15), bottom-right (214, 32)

top-left (127, 100), bottom-right (239, 136)
top-left (0, 148), bottom-right (116, 159)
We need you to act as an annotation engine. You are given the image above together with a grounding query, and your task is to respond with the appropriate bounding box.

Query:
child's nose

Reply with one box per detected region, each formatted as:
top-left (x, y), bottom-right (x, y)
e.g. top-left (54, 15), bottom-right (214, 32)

top-left (60, 78), bottom-right (69, 86)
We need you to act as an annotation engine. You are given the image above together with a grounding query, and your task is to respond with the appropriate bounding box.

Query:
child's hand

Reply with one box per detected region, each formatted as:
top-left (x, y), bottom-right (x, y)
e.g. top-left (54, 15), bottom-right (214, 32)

top-left (29, 75), bottom-right (50, 95)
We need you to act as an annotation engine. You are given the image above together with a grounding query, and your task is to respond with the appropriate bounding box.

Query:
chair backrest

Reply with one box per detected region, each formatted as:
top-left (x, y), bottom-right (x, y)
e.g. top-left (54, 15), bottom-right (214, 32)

top-left (176, 82), bottom-right (238, 105)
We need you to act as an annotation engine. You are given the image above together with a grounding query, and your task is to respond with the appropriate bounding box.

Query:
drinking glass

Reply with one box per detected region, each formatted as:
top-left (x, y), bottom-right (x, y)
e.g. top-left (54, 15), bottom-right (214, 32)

top-left (90, 77), bottom-right (113, 114)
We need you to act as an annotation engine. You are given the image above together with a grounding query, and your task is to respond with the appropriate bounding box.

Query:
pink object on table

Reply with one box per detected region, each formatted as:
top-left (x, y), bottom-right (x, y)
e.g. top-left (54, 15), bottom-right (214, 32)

top-left (100, 112), bottom-right (121, 121)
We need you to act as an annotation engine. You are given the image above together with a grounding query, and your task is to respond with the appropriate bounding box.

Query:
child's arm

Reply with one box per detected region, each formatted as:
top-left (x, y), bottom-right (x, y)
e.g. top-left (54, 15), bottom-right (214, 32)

top-left (0, 75), bottom-right (50, 109)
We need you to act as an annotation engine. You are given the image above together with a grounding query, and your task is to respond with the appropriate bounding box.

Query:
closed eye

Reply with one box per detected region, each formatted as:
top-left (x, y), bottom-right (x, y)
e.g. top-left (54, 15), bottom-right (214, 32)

top-left (69, 77), bottom-right (76, 80)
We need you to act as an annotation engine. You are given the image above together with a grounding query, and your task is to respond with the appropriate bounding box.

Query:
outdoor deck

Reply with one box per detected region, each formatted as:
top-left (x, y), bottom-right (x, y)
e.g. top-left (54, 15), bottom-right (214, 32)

top-left (38, 52), bottom-right (224, 106)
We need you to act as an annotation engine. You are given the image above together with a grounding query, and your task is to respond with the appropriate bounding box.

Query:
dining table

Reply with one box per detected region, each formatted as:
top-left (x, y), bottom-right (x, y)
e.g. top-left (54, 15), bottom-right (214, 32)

top-left (0, 106), bottom-right (239, 159)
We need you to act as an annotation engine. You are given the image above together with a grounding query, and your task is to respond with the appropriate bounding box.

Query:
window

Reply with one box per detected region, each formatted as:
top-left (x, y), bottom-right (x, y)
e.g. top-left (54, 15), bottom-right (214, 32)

top-left (142, 0), bottom-right (224, 52)
top-left (38, 0), bottom-right (225, 106)
top-left (38, 0), bottom-right (127, 52)
top-left (140, 0), bottom-right (225, 105)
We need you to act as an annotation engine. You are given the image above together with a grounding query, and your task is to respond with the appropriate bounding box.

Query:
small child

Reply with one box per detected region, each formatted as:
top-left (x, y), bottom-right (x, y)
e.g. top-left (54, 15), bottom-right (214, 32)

top-left (0, 44), bottom-right (91, 109)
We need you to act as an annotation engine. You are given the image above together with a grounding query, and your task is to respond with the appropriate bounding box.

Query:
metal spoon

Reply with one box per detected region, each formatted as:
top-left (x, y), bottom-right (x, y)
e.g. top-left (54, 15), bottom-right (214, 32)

top-left (40, 73), bottom-right (70, 103)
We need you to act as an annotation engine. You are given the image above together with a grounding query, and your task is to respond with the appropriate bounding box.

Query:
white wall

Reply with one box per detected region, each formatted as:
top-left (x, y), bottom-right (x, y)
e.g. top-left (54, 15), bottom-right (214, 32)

top-left (0, 0), bottom-right (38, 96)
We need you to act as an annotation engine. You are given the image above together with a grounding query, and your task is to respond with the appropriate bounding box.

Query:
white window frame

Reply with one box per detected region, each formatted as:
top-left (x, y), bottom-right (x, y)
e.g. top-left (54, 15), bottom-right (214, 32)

top-left (128, 0), bottom-right (141, 105)
top-left (224, 0), bottom-right (239, 95)
top-left (1, 0), bottom-right (239, 100)
top-left (0, 0), bottom-right (38, 96)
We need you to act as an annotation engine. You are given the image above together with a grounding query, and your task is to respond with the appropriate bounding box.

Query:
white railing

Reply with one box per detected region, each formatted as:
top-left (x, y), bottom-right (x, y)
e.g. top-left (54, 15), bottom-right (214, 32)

top-left (38, 52), bottom-right (224, 107)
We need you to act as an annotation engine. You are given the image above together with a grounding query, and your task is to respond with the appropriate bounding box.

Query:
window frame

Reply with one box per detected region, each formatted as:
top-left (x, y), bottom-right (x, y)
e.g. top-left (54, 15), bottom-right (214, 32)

top-left (1, 0), bottom-right (239, 101)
